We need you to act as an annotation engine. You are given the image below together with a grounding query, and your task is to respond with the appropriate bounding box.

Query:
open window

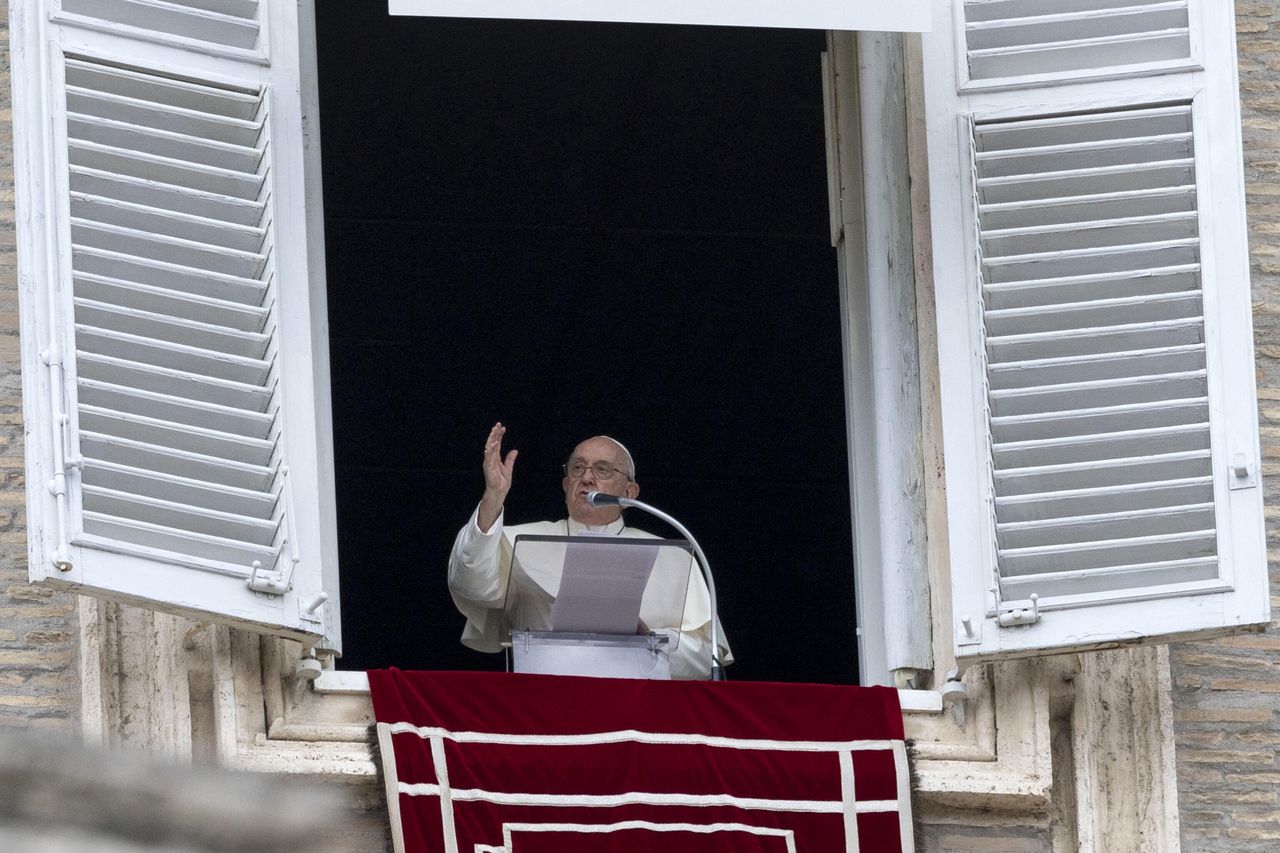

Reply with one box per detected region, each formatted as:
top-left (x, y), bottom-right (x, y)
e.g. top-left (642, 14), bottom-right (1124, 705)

top-left (314, 12), bottom-right (865, 683)
top-left (11, 0), bottom-right (1268, 693)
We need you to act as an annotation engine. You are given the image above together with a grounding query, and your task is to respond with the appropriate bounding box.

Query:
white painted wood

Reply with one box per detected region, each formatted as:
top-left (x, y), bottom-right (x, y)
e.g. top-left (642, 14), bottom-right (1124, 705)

top-left (854, 31), bottom-right (933, 678)
top-left (827, 30), bottom-right (935, 685)
top-left (957, 0), bottom-right (1196, 91)
top-left (388, 0), bottom-right (932, 32)
top-left (63, 0), bottom-right (261, 49)
top-left (904, 31), bottom-right (959, 686)
top-left (14, 0), bottom-right (339, 647)
top-left (54, 0), bottom-right (268, 62)
top-left (825, 31), bottom-right (889, 686)
top-left (294, 0), bottom-right (341, 655)
top-left (924, 0), bottom-right (1267, 660)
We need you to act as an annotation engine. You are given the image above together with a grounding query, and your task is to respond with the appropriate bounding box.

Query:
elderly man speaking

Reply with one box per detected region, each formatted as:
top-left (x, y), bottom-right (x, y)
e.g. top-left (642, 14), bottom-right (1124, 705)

top-left (448, 423), bottom-right (731, 679)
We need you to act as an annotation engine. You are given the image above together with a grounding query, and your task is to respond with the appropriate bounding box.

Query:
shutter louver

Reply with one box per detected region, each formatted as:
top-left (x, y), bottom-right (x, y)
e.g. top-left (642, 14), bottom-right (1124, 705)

top-left (59, 0), bottom-right (262, 53)
top-left (961, 0), bottom-right (1193, 88)
top-left (976, 103), bottom-right (1219, 603)
top-left (67, 58), bottom-right (286, 577)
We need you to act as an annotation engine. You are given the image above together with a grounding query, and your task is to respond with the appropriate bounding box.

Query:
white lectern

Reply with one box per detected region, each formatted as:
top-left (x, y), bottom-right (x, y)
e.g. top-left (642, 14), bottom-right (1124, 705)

top-left (503, 535), bottom-right (694, 680)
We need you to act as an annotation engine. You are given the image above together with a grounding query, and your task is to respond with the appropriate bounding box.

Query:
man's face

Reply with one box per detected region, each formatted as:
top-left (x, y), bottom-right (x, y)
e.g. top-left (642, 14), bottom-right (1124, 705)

top-left (562, 437), bottom-right (640, 525)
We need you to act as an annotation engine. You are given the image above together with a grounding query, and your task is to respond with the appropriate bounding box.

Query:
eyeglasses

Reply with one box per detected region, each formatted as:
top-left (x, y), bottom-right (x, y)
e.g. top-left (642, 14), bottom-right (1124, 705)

top-left (563, 461), bottom-right (632, 482)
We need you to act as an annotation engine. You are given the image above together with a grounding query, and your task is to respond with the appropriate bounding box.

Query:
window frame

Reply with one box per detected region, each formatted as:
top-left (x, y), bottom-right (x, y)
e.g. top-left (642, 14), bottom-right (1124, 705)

top-left (824, 29), bottom-right (938, 686)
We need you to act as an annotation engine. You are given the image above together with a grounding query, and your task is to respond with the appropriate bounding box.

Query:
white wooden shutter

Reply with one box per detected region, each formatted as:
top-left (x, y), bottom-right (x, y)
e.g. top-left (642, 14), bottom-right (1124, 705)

top-left (924, 0), bottom-right (1266, 660)
top-left (13, 0), bottom-right (341, 649)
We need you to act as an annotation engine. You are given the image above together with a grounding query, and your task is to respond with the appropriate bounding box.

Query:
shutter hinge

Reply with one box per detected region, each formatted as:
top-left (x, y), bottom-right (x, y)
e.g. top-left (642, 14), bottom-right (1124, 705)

top-left (247, 560), bottom-right (289, 594)
top-left (40, 344), bottom-right (76, 573)
top-left (997, 594), bottom-right (1040, 628)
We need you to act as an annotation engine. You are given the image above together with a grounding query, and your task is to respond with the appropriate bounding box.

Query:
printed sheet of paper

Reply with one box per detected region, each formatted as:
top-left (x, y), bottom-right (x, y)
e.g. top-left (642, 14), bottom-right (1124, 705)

top-left (550, 538), bottom-right (659, 634)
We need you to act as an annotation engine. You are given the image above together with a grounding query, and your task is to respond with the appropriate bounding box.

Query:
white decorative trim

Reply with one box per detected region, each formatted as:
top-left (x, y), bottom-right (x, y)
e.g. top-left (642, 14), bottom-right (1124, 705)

top-left (893, 741), bottom-right (916, 850)
top-left (375, 723), bottom-right (407, 853)
top-left (498, 821), bottom-right (797, 853)
top-left (430, 736), bottom-right (459, 853)
top-left (397, 783), bottom-right (899, 815)
top-left (385, 722), bottom-right (895, 753)
top-left (838, 751), bottom-right (860, 853)
top-left (382, 720), bottom-right (912, 851)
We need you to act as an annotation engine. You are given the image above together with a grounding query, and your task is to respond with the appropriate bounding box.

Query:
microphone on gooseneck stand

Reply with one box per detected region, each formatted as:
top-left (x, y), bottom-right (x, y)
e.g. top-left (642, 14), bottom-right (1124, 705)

top-left (585, 491), bottom-right (727, 681)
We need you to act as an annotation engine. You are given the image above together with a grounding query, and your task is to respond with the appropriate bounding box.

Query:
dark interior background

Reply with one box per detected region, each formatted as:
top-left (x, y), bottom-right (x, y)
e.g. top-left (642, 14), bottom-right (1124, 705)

top-left (314, 5), bottom-right (858, 683)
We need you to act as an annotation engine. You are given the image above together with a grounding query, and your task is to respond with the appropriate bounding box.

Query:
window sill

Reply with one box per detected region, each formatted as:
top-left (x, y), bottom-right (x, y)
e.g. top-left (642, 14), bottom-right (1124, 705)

top-left (312, 670), bottom-right (945, 713)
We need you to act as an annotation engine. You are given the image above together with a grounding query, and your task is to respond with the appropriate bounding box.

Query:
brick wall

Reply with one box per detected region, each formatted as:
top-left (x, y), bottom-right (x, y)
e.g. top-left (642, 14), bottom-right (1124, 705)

top-left (1169, 4), bottom-right (1280, 851)
top-left (0, 1), bottom-right (81, 735)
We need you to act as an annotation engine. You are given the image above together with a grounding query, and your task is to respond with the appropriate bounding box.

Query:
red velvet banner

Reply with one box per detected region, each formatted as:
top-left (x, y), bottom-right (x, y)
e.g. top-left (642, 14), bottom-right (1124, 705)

top-left (369, 670), bottom-right (912, 853)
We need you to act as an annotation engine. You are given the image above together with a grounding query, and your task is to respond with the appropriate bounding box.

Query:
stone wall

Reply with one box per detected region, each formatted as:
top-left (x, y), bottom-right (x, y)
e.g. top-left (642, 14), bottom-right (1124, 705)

top-left (1169, 4), bottom-right (1280, 851)
top-left (0, 0), bottom-right (81, 736)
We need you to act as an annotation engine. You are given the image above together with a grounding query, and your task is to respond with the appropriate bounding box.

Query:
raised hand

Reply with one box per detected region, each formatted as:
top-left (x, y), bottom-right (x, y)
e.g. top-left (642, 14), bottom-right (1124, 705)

top-left (478, 422), bottom-right (517, 532)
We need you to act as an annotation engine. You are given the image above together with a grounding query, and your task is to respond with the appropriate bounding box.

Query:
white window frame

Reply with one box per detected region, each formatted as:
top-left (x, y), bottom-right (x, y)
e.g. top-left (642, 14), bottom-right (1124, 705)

top-left (824, 29), bottom-right (937, 687)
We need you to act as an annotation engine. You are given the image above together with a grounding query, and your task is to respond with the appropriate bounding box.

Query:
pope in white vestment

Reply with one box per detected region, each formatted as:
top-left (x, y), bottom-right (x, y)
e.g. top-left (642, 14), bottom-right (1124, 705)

top-left (447, 425), bottom-right (731, 680)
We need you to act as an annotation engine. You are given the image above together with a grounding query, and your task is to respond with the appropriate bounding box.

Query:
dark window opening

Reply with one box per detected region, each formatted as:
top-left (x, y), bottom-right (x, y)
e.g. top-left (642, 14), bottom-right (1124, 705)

top-left (315, 5), bottom-right (858, 683)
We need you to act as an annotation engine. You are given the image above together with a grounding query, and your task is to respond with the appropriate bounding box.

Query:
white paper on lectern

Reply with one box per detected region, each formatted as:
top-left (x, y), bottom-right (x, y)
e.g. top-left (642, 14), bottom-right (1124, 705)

top-left (549, 538), bottom-right (659, 633)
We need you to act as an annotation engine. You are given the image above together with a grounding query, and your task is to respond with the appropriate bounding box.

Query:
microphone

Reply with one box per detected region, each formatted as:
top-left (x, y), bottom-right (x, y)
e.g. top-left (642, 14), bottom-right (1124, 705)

top-left (583, 490), bottom-right (727, 681)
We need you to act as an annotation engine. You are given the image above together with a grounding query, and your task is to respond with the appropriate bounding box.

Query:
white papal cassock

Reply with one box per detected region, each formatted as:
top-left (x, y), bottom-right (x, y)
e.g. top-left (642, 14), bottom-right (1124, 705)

top-left (448, 507), bottom-right (732, 679)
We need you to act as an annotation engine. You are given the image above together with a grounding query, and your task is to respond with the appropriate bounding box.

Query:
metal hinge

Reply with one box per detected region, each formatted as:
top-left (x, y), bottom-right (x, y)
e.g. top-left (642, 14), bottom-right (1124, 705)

top-left (997, 594), bottom-right (1040, 628)
top-left (247, 560), bottom-right (288, 594)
